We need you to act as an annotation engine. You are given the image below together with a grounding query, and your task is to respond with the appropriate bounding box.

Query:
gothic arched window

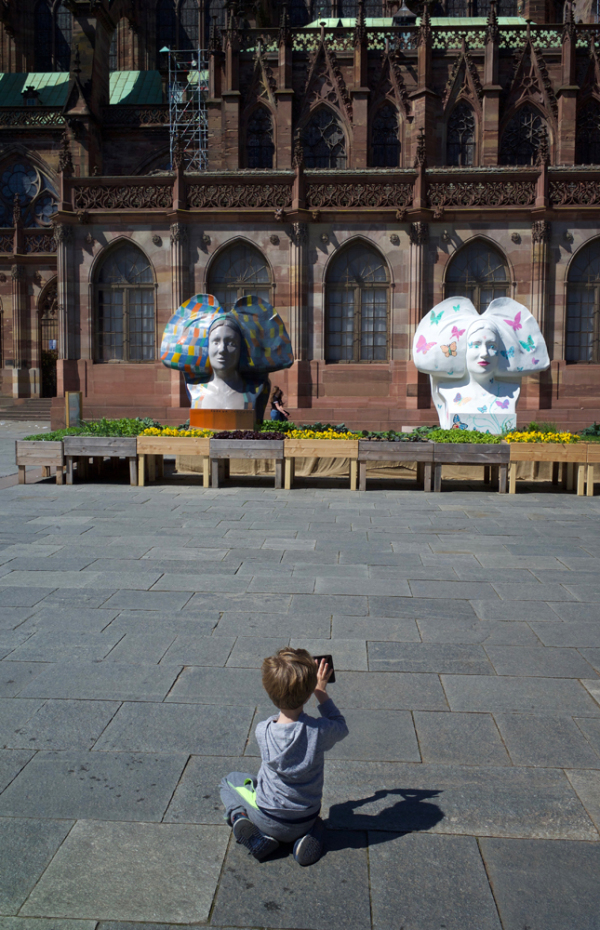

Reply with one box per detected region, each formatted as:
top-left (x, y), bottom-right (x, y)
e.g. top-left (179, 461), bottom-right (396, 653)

top-left (35, 1), bottom-right (72, 71)
top-left (326, 243), bottom-right (389, 362)
top-left (0, 162), bottom-right (58, 227)
top-left (371, 104), bottom-right (400, 168)
top-left (446, 0), bottom-right (468, 14)
top-left (208, 242), bottom-right (272, 312)
top-left (566, 240), bottom-right (600, 362)
top-left (95, 245), bottom-right (156, 362)
top-left (246, 108), bottom-right (275, 169)
top-left (577, 101), bottom-right (600, 165)
top-left (500, 106), bottom-right (548, 166)
top-left (181, 0), bottom-right (199, 50)
top-left (445, 240), bottom-right (510, 314)
top-left (303, 109), bottom-right (347, 169)
top-left (447, 102), bottom-right (476, 166)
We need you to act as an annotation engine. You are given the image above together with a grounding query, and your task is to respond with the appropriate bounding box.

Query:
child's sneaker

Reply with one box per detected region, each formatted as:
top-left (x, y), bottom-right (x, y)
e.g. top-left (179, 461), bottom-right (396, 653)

top-left (293, 817), bottom-right (325, 866)
top-left (232, 813), bottom-right (279, 862)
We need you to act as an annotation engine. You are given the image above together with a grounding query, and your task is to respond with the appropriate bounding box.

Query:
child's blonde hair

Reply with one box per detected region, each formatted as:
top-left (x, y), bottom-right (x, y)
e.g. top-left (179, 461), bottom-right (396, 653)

top-left (261, 647), bottom-right (317, 710)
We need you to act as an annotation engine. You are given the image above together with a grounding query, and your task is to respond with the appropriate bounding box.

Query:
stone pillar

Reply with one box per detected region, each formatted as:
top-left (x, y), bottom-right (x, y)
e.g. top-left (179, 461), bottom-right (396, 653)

top-left (287, 222), bottom-right (310, 409)
top-left (482, 3), bottom-right (501, 167)
top-left (54, 223), bottom-right (74, 359)
top-left (531, 220), bottom-right (551, 339)
top-left (10, 263), bottom-right (27, 397)
top-left (409, 222), bottom-right (429, 337)
top-left (170, 222), bottom-right (189, 409)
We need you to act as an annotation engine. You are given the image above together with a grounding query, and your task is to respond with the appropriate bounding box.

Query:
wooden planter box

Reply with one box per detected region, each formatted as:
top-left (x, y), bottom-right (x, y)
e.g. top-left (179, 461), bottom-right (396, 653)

top-left (432, 442), bottom-right (510, 493)
top-left (357, 440), bottom-right (434, 492)
top-left (209, 438), bottom-right (285, 489)
top-left (283, 439), bottom-right (360, 490)
top-left (63, 436), bottom-right (138, 486)
top-left (137, 435), bottom-right (211, 487)
top-left (508, 442), bottom-right (589, 495)
top-left (15, 440), bottom-right (64, 485)
top-left (587, 443), bottom-right (600, 497)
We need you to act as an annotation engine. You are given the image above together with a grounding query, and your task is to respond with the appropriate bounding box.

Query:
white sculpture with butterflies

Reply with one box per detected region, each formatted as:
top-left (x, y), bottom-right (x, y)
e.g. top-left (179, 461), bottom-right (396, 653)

top-left (412, 297), bottom-right (550, 434)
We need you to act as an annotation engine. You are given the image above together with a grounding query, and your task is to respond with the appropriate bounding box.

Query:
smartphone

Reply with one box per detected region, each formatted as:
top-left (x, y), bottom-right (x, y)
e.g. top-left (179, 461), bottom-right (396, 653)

top-left (313, 654), bottom-right (336, 684)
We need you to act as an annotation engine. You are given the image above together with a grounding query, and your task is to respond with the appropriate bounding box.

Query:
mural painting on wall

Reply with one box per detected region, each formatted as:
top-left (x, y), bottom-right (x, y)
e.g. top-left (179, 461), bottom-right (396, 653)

top-left (160, 294), bottom-right (294, 421)
top-left (412, 297), bottom-right (550, 434)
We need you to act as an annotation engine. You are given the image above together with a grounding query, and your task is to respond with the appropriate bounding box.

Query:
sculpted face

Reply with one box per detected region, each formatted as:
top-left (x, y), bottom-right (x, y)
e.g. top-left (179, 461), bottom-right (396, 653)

top-left (208, 321), bottom-right (241, 378)
top-left (466, 324), bottom-right (500, 381)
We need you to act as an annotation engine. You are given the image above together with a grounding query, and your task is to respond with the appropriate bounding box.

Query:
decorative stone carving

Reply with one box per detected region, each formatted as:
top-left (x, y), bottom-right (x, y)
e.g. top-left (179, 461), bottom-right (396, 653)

top-left (152, 234), bottom-right (162, 246)
top-left (290, 223), bottom-right (308, 246)
top-left (511, 232), bottom-right (521, 244)
top-left (442, 230), bottom-right (452, 243)
top-left (187, 184), bottom-right (291, 209)
top-left (550, 180), bottom-right (600, 206)
top-left (413, 297), bottom-right (550, 433)
top-left (274, 208), bottom-right (286, 222)
top-left (320, 233), bottom-right (330, 244)
top-left (307, 182), bottom-right (413, 209)
top-left (170, 223), bottom-right (188, 245)
top-left (389, 234), bottom-right (400, 245)
top-left (409, 222), bottom-right (429, 246)
top-left (160, 294), bottom-right (294, 419)
top-left (85, 233), bottom-right (96, 247)
top-left (201, 234), bottom-right (211, 246)
top-left (26, 232), bottom-right (57, 253)
top-left (532, 220), bottom-right (551, 243)
top-left (564, 230), bottom-right (574, 243)
top-left (0, 273), bottom-right (6, 283)
top-left (52, 224), bottom-right (73, 244)
top-left (11, 264), bottom-right (24, 280)
top-left (74, 185), bottom-right (173, 210)
top-left (58, 130), bottom-right (74, 174)
top-left (270, 234), bottom-right (280, 245)
top-left (77, 209), bottom-right (89, 224)
top-left (413, 127), bottom-right (427, 169)
top-left (429, 180), bottom-right (536, 209)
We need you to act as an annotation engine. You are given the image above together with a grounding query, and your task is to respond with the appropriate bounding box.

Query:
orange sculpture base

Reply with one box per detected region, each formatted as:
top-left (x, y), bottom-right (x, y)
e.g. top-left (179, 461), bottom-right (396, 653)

top-left (189, 409), bottom-right (256, 431)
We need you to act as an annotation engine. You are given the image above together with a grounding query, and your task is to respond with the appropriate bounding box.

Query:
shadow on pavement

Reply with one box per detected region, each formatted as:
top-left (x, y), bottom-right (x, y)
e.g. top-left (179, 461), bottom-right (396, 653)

top-left (326, 788), bottom-right (444, 845)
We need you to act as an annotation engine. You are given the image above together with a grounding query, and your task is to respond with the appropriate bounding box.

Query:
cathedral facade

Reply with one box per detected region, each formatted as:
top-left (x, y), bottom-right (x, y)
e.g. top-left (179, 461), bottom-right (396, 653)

top-left (1, 0), bottom-right (600, 429)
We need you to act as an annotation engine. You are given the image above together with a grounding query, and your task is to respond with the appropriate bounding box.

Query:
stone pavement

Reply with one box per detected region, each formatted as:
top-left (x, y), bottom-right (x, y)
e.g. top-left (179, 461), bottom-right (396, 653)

top-left (1, 474), bottom-right (600, 930)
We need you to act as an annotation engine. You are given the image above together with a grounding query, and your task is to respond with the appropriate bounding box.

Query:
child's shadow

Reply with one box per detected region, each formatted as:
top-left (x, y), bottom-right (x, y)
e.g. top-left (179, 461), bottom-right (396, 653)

top-left (326, 788), bottom-right (445, 845)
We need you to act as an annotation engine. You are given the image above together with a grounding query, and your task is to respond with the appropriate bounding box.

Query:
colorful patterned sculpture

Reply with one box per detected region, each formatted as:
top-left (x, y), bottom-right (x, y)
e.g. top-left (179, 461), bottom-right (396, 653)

top-left (161, 294), bottom-right (293, 420)
top-left (412, 297), bottom-right (550, 433)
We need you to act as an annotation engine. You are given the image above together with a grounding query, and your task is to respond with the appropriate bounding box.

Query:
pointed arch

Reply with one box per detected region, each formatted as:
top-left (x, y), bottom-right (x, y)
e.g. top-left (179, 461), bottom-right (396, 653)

top-left (370, 102), bottom-right (400, 168)
top-left (325, 241), bottom-right (390, 362)
top-left (302, 107), bottom-right (347, 169)
top-left (445, 238), bottom-right (511, 314)
top-left (94, 241), bottom-right (156, 362)
top-left (577, 99), bottom-right (600, 164)
top-left (207, 240), bottom-right (273, 311)
top-left (499, 104), bottom-right (549, 166)
top-left (244, 105), bottom-right (275, 169)
top-left (447, 101), bottom-right (476, 167)
top-left (0, 154), bottom-right (58, 227)
top-left (566, 237), bottom-right (600, 362)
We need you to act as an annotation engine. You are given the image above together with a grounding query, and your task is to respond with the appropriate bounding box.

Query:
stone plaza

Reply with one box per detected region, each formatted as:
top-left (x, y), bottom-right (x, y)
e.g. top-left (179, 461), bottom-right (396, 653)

top-left (0, 438), bottom-right (600, 929)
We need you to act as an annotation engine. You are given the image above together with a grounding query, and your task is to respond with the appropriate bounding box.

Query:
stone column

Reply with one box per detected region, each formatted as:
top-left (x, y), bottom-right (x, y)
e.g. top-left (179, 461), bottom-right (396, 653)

top-left (409, 222), bottom-right (429, 338)
top-left (10, 263), bottom-right (27, 397)
top-left (287, 222), bottom-right (309, 409)
top-left (54, 223), bottom-right (74, 359)
top-left (170, 223), bottom-right (189, 409)
top-left (531, 220), bottom-right (551, 339)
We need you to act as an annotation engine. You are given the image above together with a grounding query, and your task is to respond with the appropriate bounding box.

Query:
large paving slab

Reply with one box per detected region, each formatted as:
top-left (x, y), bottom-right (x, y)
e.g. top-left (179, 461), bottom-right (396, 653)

top-left (0, 817), bottom-right (73, 915)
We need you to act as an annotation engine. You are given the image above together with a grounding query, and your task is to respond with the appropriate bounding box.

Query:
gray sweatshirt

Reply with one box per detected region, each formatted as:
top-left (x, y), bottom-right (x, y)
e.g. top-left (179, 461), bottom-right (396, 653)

top-left (254, 697), bottom-right (348, 820)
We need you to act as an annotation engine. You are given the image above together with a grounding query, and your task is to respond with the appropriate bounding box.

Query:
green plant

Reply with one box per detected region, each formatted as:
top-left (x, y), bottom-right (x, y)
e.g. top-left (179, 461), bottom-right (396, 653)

top-left (525, 420), bottom-right (559, 434)
top-left (24, 416), bottom-right (163, 441)
top-left (427, 429), bottom-right (502, 444)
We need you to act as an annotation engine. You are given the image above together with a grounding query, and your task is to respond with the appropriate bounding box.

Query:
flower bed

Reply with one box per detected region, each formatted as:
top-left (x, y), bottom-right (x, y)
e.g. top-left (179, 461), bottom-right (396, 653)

top-left (505, 430), bottom-right (579, 444)
top-left (357, 438), bottom-right (434, 491)
top-left (427, 429), bottom-right (503, 444)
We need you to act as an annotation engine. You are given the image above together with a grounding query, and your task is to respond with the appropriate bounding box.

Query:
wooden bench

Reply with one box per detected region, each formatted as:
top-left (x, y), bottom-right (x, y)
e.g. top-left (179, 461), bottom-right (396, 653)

top-left (15, 440), bottom-right (64, 485)
top-left (137, 436), bottom-right (211, 487)
top-left (209, 439), bottom-right (285, 489)
top-left (63, 437), bottom-right (138, 486)
top-left (357, 440), bottom-right (434, 492)
top-left (508, 442), bottom-right (589, 495)
top-left (283, 439), bottom-right (359, 490)
top-left (432, 442), bottom-right (510, 493)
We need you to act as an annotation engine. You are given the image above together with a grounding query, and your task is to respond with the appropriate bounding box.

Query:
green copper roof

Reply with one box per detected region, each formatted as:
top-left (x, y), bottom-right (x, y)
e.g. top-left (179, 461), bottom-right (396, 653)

top-left (0, 72), bottom-right (70, 106)
top-left (306, 17), bottom-right (392, 26)
top-left (109, 71), bottom-right (163, 105)
top-left (306, 15), bottom-right (527, 26)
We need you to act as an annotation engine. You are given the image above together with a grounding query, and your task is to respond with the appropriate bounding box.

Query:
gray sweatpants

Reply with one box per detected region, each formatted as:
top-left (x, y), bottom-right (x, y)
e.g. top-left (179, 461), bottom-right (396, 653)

top-left (219, 771), bottom-right (317, 844)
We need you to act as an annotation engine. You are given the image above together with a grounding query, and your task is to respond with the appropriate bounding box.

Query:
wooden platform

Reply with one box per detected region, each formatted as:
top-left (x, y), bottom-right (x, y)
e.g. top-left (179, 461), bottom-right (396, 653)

top-left (357, 440), bottom-right (434, 492)
top-left (284, 439), bottom-right (359, 490)
top-left (15, 440), bottom-right (64, 485)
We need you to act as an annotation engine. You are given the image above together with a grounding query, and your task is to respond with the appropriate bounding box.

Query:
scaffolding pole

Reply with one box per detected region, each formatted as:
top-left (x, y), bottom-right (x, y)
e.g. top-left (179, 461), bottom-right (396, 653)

top-left (167, 47), bottom-right (208, 172)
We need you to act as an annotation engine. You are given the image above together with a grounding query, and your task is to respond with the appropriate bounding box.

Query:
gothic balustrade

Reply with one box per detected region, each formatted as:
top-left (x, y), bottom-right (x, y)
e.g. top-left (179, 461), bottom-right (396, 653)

top-left (0, 108), bottom-right (66, 128)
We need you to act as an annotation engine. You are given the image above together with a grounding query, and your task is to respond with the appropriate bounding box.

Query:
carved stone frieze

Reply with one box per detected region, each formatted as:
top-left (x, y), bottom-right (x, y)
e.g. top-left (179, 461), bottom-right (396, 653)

top-left (25, 232), bottom-right (58, 254)
top-left (409, 222), bottom-right (429, 246)
top-left (187, 184), bottom-right (292, 209)
top-left (428, 180), bottom-right (536, 208)
top-left (0, 233), bottom-right (13, 253)
top-left (74, 185), bottom-right (173, 210)
top-left (549, 180), bottom-right (600, 206)
top-left (306, 182), bottom-right (413, 209)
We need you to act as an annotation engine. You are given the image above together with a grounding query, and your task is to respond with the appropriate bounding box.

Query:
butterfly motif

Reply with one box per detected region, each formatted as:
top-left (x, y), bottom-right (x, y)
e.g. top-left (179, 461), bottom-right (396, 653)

top-left (453, 304), bottom-right (460, 312)
top-left (532, 357), bottom-right (539, 365)
top-left (454, 395), bottom-right (472, 407)
top-left (519, 335), bottom-right (535, 352)
top-left (478, 405), bottom-right (488, 413)
top-left (453, 392), bottom-right (462, 403)
top-left (447, 369), bottom-right (454, 375)
top-left (495, 399), bottom-right (509, 409)
top-left (501, 346), bottom-right (515, 359)
top-left (441, 342), bottom-right (457, 358)
top-left (430, 310), bottom-right (444, 325)
top-left (416, 335), bottom-right (436, 354)
top-left (517, 366), bottom-right (523, 371)
top-left (504, 312), bottom-right (522, 332)
top-left (451, 414), bottom-right (469, 430)
top-left (451, 326), bottom-right (465, 340)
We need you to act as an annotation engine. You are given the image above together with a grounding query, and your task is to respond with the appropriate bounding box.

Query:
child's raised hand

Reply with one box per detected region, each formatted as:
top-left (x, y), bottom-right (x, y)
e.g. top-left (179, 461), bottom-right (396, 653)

top-left (315, 658), bottom-right (333, 694)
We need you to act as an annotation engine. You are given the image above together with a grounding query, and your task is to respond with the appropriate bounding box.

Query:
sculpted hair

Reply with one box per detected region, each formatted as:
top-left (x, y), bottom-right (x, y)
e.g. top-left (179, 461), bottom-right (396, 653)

top-left (261, 647), bottom-right (317, 710)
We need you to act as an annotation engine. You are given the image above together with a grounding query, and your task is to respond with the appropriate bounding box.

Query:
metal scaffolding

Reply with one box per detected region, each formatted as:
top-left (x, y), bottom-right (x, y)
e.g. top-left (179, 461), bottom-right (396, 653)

top-left (166, 47), bottom-right (209, 172)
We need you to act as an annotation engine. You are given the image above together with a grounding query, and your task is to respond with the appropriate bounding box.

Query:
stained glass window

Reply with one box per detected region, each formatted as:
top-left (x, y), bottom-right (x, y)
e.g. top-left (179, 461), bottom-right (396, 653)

top-left (181, 0), bottom-right (199, 50)
top-left (55, 1), bottom-right (72, 71)
top-left (326, 243), bottom-right (389, 362)
top-left (207, 243), bottom-right (272, 311)
top-left (96, 246), bottom-right (155, 362)
top-left (566, 240), bottom-right (600, 362)
top-left (303, 109), bottom-right (347, 169)
top-left (371, 104), bottom-right (400, 168)
top-left (577, 101), bottom-right (600, 165)
top-left (246, 108), bottom-right (274, 169)
top-left (447, 102), bottom-right (476, 166)
top-left (157, 0), bottom-right (177, 63)
top-left (0, 162), bottom-right (57, 227)
top-left (500, 106), bottom-right (548, 166)
top-left (446, 241), bottom-right (509, 313)
top-left (35, 2), bottom-right (53, 70)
